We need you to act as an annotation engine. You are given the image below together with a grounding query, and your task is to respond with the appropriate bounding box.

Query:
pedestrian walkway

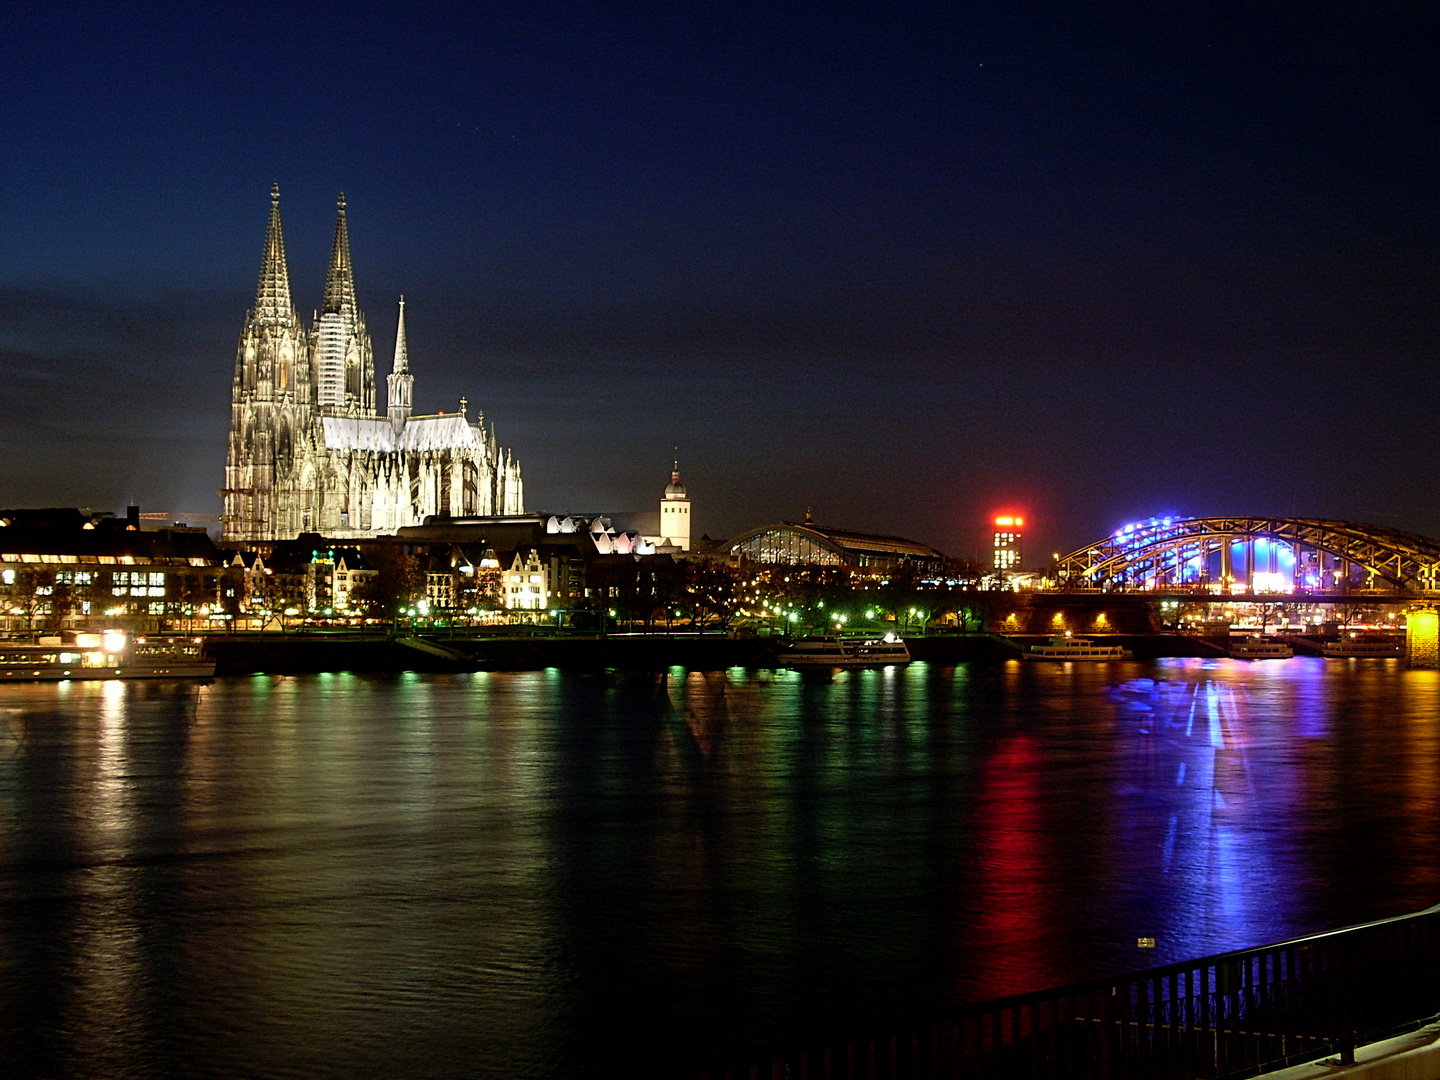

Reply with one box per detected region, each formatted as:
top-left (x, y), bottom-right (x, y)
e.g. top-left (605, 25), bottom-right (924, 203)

top-left (1269, 1019), bottom-right (1440, 1080)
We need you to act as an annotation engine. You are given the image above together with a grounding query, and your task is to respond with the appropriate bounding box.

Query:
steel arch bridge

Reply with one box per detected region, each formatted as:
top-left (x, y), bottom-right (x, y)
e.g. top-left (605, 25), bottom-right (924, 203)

top-left (1053, 516), bottom-right (1440, 595)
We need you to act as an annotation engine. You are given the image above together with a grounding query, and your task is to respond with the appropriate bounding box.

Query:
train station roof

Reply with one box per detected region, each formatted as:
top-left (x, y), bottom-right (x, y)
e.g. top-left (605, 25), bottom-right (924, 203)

top-left (725, 521), bottom-right (946, 570)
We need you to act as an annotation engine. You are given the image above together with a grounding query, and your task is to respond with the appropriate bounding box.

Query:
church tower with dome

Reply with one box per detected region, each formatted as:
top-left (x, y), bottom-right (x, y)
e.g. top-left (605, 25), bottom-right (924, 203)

top-left (659, 459), bottom-right (690, 551)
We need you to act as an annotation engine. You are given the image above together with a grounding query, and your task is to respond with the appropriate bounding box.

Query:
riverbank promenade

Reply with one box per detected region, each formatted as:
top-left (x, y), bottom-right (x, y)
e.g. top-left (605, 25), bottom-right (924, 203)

top-left (689, 904), bottom-right (1440, 1080)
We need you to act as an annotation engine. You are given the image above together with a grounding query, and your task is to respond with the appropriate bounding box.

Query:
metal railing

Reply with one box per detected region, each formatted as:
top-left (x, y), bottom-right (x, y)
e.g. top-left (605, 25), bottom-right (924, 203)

top-left (691, 903), bottom-right (1440, 1080)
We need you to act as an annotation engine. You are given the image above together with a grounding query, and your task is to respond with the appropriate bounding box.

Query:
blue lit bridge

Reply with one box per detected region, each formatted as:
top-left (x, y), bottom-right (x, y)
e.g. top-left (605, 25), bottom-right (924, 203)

top-left (1051, 516), bottom-right (1440, 597)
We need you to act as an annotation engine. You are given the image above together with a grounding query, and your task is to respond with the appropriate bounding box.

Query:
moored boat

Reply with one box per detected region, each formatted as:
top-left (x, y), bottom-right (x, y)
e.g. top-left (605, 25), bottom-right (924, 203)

top-left (0, 630), bottom-right (214, 681)
top-left (1023, 635), bottom-right (1133, 661)
top-left (1321, 635), bottom-right (1404, 659)
top-left (1228, 635), bottom-right (1293, 660)
top-left (781, 635), bottom-right (911, 668)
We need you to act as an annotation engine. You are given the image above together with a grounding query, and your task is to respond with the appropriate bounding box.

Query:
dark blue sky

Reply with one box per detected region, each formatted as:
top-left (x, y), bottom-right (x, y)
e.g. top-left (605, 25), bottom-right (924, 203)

top-left (2, 2), bottom-right (1438, 559)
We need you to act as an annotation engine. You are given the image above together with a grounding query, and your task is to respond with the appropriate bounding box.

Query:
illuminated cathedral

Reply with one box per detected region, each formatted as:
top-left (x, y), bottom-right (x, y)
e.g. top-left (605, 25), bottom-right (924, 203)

top-left (221, 186), bottom-right (523, 543)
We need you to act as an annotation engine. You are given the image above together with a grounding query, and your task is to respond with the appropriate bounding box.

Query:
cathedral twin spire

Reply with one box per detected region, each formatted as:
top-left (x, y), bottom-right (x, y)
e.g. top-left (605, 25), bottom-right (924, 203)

top-left (322, 192), bottom-right (358, 318)
top-left (254, 186), bottom-right (409, 419)
top-left (253, 183), bottom-right (297, 326)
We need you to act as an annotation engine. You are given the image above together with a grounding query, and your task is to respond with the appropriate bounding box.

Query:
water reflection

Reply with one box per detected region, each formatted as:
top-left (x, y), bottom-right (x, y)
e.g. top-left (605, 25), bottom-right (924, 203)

top-left (0, 659), bottom-right (1438, 1077)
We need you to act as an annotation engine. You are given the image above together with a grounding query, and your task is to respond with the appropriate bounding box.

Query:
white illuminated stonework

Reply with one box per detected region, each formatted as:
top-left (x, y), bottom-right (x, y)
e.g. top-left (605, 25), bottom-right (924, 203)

top-left (222, 187), bottom-right (523, 542)
top-left (660, 460), bottom-right (690, 552)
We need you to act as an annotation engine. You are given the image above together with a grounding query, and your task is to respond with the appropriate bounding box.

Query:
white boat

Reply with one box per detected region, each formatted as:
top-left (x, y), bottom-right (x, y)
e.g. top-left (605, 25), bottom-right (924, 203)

top-left (781, 635), bottom-right (911, 668)
top-left (1024, 635), bottom-right (1133, 661)
top-left (1228, 635), bottom-right (1293, 660)
top-left (1321, 635), bottom-right (1404, 659)
top-left (0, 630), bottom-right (215, 681)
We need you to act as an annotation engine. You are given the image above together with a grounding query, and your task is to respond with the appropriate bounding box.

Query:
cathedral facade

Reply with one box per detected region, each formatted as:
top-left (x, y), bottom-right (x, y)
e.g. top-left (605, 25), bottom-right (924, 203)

top-left (222, 186), bottom-right (522, 543)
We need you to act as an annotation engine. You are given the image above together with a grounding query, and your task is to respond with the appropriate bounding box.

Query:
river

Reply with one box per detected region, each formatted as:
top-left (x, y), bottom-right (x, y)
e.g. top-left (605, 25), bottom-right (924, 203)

top-left (2, 659), bottom-right (1437, 1077)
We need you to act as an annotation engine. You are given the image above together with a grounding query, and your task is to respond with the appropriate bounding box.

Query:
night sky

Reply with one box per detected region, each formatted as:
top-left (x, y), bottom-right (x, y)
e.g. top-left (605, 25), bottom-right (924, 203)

top-left (2, 2), bottom-right (1438, 561)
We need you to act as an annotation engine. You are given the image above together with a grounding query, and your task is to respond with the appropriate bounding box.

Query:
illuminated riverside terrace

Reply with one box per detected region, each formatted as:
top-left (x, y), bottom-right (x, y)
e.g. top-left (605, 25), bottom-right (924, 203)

top-left (5, 661), bottom-right (1440, 1078)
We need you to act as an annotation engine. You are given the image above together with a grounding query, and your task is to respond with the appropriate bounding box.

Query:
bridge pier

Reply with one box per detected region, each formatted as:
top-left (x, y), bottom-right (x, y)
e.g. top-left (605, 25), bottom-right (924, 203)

top-left (1406, 608), bottom-right (1439, 668)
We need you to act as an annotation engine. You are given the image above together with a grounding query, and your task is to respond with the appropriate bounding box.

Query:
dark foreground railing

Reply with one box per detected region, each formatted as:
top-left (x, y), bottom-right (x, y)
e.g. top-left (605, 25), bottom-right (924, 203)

top-left (691, 903), bottom-right (1440, 1080)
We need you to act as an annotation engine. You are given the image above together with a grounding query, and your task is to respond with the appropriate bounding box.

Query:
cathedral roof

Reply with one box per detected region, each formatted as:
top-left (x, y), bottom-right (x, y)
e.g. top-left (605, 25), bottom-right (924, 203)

top-left (321, 414), bottom-right (482, 453)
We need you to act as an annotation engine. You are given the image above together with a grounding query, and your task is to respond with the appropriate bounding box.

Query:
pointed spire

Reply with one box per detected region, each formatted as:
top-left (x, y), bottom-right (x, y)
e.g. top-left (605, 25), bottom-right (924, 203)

top-left (322, 192), bottom-right (357, 316)
top-left (253, 183), bottom-right (295, 324)
top-left (391, 294), bottom-right (408, 374)
top-left (386, 295), bottom-right (414, 431)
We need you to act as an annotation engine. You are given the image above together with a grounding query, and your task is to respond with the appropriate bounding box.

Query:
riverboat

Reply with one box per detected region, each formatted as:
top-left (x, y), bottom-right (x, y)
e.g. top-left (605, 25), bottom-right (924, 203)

top-left (1321, 635), bottom-right (1404, 659)
top-left (781, 635), bottom-right (911, 668)
top-left (1228, 636), bottom-right (1293, 660)
top-left (1023, 636), bottom-right (1133, 661)
top-left (0, 630), bottom-right (214, 681)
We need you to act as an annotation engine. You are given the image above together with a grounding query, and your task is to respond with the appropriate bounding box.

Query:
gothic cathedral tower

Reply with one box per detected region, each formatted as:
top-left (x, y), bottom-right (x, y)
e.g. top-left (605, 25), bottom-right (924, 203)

top-left (313, 193), bottom-right (375, 415)
top-left (222, 184), bottom-right (312, 543)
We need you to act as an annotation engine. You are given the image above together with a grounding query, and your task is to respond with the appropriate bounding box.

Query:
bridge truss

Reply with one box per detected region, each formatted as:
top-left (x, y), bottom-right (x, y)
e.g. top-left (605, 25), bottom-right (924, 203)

top-left (1053, 517), bottom-right (1440, 595)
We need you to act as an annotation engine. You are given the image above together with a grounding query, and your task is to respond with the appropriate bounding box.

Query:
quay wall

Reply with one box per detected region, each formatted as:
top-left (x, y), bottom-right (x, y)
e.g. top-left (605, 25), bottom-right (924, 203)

top-left (202, 632), bottom-right (1232, 675)
top-left (204, 634), bottom-right (779, 675)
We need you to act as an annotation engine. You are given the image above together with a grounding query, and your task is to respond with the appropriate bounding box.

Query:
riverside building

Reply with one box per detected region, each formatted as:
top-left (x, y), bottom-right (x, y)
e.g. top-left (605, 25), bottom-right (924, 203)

top-left (993, 516), bottom-right (1023, 573)
top-left (726, 519), bottom-right (946, 577)
top-left (222, 186), bottom-right (523, 544)
top-left (0, 507), bottom-right (223, 634)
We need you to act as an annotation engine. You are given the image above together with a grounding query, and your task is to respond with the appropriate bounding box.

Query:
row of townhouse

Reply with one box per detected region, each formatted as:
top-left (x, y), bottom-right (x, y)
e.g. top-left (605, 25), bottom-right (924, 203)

top-left (224, 533), bottom-right (591, 617)
top-left (0, 507), bottom-right (696, 634)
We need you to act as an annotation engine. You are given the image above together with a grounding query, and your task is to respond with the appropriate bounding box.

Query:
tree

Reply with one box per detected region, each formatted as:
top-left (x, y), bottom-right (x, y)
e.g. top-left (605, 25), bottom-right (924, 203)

top-left (686, 559), bottom-right (736, 630)
top-left (249, 570), bottom-right (292, 632)
top-left (220, 566), bottom-right (245, 632)
top-left (352, 545), bottom-right (423, 626)
top-left (653, 558), bottom-right (687, 629)
top-left (586, 555), bottom-right (685, 630)
top-left (5, 569), bottom-right (54, 637)
top-left (43, 580), bottom-right (73, 633)
top-left (170, 571), bottom-right (213, 631)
